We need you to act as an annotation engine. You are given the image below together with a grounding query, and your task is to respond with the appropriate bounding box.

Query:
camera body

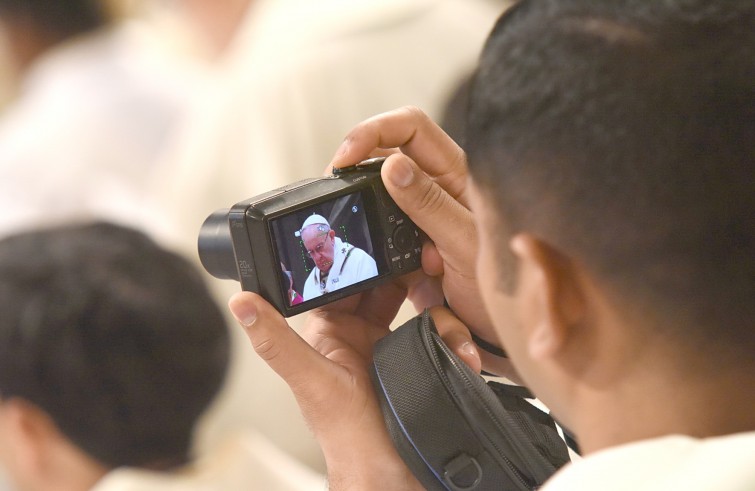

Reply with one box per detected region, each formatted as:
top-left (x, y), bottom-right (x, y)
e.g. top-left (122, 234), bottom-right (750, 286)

top-left (198, 158), bottom-right (423, 317)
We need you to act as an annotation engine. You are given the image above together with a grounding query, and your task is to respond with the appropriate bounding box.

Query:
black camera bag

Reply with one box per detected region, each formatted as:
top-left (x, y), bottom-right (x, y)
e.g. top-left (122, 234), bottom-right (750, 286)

top-left (370, 309), bottom-right (571, 490)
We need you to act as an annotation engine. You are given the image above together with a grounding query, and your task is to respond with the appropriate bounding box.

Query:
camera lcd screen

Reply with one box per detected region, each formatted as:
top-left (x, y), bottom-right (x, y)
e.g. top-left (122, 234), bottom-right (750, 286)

top-left (270, 190), bottom-right (387, 307)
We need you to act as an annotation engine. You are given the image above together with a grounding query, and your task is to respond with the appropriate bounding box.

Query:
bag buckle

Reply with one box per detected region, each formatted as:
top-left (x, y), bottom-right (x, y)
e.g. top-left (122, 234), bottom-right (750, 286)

top-left (443, 453), bottom-right (483, 491)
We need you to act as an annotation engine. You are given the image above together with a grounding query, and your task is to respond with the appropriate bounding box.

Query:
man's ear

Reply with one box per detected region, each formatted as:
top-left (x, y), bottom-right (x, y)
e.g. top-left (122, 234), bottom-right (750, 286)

top-left (509, 233), bottom-right (586, 362)
top-left (2, 398), bottom-right (110, 491)
top-left (2, 398), bottom-right (59, 478)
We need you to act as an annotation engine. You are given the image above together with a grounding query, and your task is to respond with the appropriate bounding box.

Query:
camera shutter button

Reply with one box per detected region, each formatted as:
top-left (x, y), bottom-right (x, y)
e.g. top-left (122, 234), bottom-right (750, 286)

top-left (392, 225), bottom-right (416, 253)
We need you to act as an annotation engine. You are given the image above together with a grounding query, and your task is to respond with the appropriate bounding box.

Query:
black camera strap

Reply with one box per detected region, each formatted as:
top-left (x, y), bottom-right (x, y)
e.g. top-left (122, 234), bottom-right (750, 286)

top-left (471, 331), bottom-right (509, 359)
top-left (371, 310), bottom-right (571, 491)
top-left (442, 299), bottom-right (508, 359)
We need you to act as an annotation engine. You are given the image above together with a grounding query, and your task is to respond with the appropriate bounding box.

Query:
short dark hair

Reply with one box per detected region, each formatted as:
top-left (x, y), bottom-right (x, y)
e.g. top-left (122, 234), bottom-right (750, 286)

top-left (0, 0), bottom-right (108, 38)
top-left (0, 223), bottom-right (230, 469)
top-left (466, 1), bottom-right (755, 359)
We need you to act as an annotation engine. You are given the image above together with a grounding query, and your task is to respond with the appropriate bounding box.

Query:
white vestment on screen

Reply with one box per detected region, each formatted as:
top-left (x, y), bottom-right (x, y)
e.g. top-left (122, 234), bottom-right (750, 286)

top-left (303, 237), bottom-right (378, 300)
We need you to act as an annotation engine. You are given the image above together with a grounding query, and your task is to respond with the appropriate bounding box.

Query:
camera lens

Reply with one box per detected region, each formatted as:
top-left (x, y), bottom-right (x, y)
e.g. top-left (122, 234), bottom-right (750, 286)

top-left (198, 209), bottom-right (239, 281)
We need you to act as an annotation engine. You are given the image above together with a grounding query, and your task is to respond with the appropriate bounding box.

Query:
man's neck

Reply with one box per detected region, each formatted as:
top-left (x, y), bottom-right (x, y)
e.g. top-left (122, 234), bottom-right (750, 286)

top-left (571, 357), bottom-right (755, 455)
top-left (32, 436), bottom-right (109, 491)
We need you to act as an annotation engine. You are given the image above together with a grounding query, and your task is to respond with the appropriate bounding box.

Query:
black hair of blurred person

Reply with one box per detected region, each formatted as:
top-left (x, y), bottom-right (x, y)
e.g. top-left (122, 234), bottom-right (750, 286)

top-left (0, 0), bottom-right (109, 72)
top-left (0, 222), bottom-right (230, 470)
top-left (0, 0), bottom-right (108, 40)
top-left (465, 0), bottom-right (755, 362)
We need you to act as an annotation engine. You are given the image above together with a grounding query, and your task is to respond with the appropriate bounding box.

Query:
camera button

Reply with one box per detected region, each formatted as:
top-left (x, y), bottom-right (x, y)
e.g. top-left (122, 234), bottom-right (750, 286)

top-left (332, 157), bottom-right (386, 175)
top-left (355, 157), bottom-right (386, 171)
top-left (393, 225), bottom-right (416, 253)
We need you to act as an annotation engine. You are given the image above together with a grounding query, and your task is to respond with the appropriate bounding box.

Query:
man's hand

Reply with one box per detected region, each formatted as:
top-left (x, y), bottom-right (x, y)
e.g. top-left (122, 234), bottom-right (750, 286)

top-left (228, 286), bottom-right (492, 488)
top-left (228, 286), bottom-right (423, 491)
top-left (330, 106), bottom-right (508, 373)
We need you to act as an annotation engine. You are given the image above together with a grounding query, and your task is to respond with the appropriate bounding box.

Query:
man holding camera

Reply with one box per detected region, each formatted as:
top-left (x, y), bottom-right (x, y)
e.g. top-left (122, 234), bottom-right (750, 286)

top-left (299, 214), bottom-right (378, 300)
top-left (229, 0), bottom-right (755, 489)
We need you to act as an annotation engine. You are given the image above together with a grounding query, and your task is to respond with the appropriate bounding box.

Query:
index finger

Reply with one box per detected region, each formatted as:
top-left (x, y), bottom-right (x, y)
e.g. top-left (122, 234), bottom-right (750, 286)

top-left (330, 106), bottom-right (469, 202)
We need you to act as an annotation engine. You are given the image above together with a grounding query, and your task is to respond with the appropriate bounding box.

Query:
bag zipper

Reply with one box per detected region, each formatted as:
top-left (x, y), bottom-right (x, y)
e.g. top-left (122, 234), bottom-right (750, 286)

top-left (420, 310), bottom-right (534, 490)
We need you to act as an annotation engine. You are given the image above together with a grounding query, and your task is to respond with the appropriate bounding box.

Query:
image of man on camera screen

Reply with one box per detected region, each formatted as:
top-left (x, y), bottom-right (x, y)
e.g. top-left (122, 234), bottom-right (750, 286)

top-left (298, 213), bottom-right (378, 300)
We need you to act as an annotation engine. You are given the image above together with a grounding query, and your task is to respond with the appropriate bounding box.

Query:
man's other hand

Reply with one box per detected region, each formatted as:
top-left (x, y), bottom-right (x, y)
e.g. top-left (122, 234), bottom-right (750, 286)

top-left (228, 288), bottom-right (423, 491)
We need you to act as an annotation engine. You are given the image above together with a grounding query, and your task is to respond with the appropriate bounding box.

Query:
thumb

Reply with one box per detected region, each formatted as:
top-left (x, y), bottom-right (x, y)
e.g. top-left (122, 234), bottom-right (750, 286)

top-left (381, 154), bottom-right (476, 264)
top-left (228, 291), bottom-right (328, 389)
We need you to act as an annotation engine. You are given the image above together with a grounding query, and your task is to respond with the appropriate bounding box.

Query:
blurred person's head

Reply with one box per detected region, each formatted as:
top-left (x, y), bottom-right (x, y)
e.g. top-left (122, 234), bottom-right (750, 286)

top-left (0, 222), bottom-right (230, 491)
top-left (465, 0), bottom-right (755, 450)
top-left (0, 0), bottom-right (110, 71)
top-left (174, 0), bottom-right (253, 56)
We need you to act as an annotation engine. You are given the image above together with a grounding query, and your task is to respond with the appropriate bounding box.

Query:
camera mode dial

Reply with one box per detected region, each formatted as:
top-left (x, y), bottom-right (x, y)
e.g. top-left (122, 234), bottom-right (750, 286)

top-left (393, 224), bottom-right (417, 253)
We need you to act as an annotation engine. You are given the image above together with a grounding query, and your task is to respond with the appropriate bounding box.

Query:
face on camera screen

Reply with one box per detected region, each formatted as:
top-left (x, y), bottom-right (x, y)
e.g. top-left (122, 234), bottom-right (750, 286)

top-left (270, 191), bottom-right (383, 307)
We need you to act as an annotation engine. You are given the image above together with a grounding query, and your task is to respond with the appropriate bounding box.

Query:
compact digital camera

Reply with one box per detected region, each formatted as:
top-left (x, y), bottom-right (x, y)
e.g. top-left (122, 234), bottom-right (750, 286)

top-left (198, 157), bottom-right (423, 317)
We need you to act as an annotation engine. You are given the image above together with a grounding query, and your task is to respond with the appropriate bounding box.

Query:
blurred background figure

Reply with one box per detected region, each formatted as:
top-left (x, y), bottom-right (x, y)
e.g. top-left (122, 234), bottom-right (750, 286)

top-left (0, 0), bottom-right (331, 484)
top-left (0, 30), bottom-right (13, 108)
top-left (0, 222), bottom-right (324, 491)
top-left (148, 0), bottom-right (253, 60)
top-left (156, 0), bottom-right (513, 245)
top-left (0, 0), bottom-right (329, 481)
top-left (281, 262), bottom-right (304, 306)
top-left (0, 0), bottom-right (200, 238)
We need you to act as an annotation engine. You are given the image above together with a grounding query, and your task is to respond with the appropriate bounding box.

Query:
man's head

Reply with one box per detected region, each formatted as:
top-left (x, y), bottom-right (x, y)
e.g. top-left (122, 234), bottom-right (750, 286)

top-left (0, 222), bottom-right (230, 488)
top-left (0, 0), bottom-right (109, 71)
top-left (465, 0), bottom-right (754, 438)
top-left (300, 215), bottom-right (336, 274)
top-left (0, 0), bottom-right (107, 36)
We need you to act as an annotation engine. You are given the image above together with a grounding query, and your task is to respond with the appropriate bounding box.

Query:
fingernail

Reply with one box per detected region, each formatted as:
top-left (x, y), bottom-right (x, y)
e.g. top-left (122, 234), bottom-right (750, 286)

top-left (389, 158), bottom-right (414, 188)
top-left (232, 302), bottom-right (257, 327)
top-left (460, 341), bottom-right (478, 359)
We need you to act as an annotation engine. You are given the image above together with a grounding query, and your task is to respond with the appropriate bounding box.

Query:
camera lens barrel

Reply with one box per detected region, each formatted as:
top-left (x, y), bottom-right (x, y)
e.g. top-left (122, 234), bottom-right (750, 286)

top-left (198, 209), bottom-right (239, 281)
